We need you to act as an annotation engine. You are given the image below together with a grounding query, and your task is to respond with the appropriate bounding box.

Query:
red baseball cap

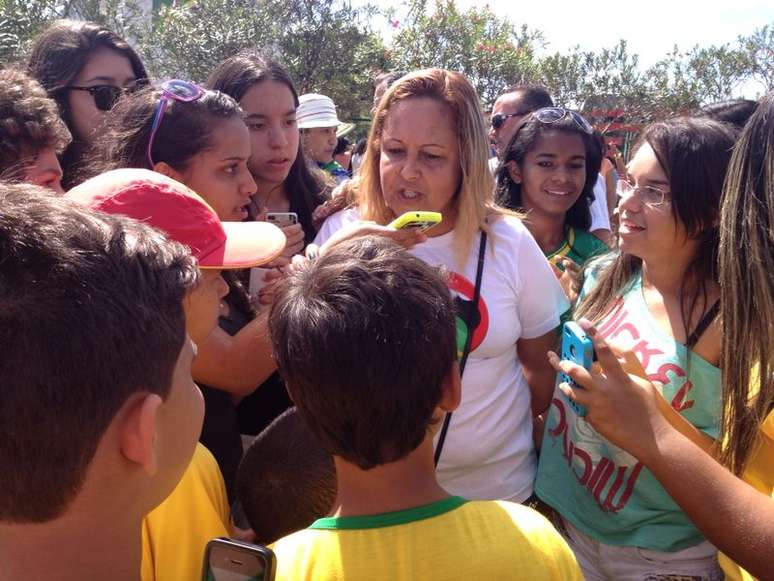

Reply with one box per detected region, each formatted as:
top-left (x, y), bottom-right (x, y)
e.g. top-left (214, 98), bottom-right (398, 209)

top-left (67, 169), bottom-right (286, 269)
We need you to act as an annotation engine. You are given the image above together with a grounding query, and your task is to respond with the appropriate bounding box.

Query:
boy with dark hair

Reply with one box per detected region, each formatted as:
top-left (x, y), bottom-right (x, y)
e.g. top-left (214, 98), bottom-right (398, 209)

top-left (269, 236), bottom-right (582, 580)
top-left (0, 183), bottom-right (202, 581)
top-left (237, 407), bottom-right (336, 545)
top-left (0, 68), bottom-right (70, 193)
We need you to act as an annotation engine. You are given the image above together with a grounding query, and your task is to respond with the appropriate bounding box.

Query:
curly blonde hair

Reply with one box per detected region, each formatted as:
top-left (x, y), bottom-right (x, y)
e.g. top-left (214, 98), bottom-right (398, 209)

top-left (356, 68), bottom-right (496, 262)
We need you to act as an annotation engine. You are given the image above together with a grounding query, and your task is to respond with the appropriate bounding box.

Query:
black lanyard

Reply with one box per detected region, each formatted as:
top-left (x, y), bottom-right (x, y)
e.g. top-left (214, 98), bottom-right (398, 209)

top-left (434, 231), bottom-right (487, 467)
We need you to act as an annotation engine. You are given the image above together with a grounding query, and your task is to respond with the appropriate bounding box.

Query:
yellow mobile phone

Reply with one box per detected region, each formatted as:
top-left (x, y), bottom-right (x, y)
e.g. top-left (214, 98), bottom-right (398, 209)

top-left (388, 211), bottom-right (442, 233)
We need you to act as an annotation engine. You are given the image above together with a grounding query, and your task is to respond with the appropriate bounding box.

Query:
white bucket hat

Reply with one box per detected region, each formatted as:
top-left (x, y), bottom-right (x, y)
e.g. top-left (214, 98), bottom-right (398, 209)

top-left (297, 93), bottom-right (341, 129)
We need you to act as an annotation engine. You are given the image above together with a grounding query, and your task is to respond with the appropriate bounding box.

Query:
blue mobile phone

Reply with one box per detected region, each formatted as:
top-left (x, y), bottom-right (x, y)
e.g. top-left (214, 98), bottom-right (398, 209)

top-left (559, 322), bottom-right (594, 417)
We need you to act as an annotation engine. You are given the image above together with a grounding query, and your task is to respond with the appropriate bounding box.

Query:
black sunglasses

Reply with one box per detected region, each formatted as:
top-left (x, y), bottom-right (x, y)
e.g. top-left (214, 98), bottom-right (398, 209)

top-left (66, 79), bottom-right (149, 111)
top-left (491, 111), bottom-right (528, 130)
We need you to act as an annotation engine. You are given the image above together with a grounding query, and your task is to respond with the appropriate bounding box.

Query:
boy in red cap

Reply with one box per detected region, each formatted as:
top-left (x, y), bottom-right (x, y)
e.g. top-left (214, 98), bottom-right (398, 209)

top-left (68, 168), bottom-right (286, 581)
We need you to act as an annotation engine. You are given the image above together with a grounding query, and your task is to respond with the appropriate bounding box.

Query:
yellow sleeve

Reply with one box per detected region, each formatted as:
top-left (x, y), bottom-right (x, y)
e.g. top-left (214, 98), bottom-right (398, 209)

top-left (141, 444), bottom-right (230, 581)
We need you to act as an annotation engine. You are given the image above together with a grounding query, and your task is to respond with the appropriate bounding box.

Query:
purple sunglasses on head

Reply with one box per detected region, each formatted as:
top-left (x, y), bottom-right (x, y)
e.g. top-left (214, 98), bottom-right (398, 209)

top-left (146, 79), bottom-right (205, 167)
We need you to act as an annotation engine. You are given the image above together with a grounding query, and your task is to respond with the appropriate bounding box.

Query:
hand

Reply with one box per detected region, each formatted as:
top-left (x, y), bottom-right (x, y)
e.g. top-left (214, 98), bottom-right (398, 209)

top-left (546, 319), bottom-right (669, 461)
top-left (551, 258), bottom-right (581, 303)
top-left (255, 267), bottom-right (288, 306)
top-left (319, 221), bottom-right (427, 255)
top-left (278, 223), bottom-right (305, 260)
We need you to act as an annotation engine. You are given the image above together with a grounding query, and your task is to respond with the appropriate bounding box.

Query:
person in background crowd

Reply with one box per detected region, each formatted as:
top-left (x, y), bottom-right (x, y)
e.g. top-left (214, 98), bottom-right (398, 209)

top-left (237, 408), bottom-right (336, 545)
top-left (333, 136), bottom-right (352, 175)
top-left (489, 84), bottom-right (553, 166)
top-left (207, 51), bottom-right (327, 245)
top-left (207, 50), bottom-right (330, 438)
top-left (313, 68), bottom-right (568, 504)
top-left (549, 92), bottom-right (774, 581)
top-left (297, 93), bottom-right (350, 184)
top-left (269, 236), bottom-right (583, 581)
top-left (67, 168), bottom-right (285, 581)
top-left (536, 117), bottom-right (737, 580)
top-left (496, 107), bottom-right (608, 304)
top-left (88, 81), bottom-right (286, 499)
top-left (0, 68), bottom-right (70, 193)
top-left (0, 185), bottom-right (201, 581)
top-left (27, 19), bottom-right (147, 188)
top-left (699, 98), bottom-right (759, 130)
top-left (371, 70), bottom-right (406, 115)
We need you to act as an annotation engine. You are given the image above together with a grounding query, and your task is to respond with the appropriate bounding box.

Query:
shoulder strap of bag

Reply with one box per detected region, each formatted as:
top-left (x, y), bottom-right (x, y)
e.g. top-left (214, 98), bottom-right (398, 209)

top-left (434, 231), bottom-right (487, 467)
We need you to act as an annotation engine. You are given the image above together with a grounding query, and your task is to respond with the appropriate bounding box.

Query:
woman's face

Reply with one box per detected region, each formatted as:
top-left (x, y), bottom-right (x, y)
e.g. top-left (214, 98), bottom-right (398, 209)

top-left (67, 47), bottom-right (137, 143)
top-left (174, 116), bottom-right (257, 222)
top-left (508, 129), bottom-right (586, 219)
top-left (618, 143), bottom-right (693, 261)
top-left (239, 80), bottom-right (299, 188)
top-left (379, 97), bottom-right (461, 236)
top-left (303, 126), bottom-right (338, 164)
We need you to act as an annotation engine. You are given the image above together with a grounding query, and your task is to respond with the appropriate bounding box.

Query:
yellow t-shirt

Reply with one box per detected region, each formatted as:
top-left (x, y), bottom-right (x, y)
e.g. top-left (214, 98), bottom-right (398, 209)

top-left (718, 411), bottom-right (774, 581)
top-left (271, 496), bottom-right (581, 581)
top-left (141, 443), bottom-right (230, 581)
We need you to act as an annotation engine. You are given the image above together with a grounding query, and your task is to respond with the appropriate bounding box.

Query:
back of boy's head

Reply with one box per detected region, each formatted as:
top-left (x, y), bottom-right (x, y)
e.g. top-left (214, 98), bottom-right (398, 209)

top-left (237, 408), bottom-right (336, 544)
top-left (269, 236), bottom-right (456, 470)
top-left (0, 67), bottom-right (70, 177)
top-left (0, 183), bottom-right (200, 523)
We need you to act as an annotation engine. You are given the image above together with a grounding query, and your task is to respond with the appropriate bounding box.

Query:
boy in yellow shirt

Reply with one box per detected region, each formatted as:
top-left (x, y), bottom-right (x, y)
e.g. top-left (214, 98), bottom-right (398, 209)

top-left (268, 236), bottom-right (582, 581)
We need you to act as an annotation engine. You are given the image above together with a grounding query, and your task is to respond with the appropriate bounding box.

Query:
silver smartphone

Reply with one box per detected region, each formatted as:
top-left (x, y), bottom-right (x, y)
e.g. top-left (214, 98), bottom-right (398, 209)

top-left (265, 212), bottom-right (298, 228)
top-left (201, 538), bottom-right (276, 581)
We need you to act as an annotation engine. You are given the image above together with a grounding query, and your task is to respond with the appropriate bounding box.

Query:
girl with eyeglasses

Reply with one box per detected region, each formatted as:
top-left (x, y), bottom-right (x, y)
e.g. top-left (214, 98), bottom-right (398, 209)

top-left (534, 117), bottom-right (737, 580)
top-left (27, 19), bottom-right (147, 189)
top-left (88, 81), bottom-right (285, 500)
top-left (496, 107), bottom-right (609, 304)
top-left (548, 93), bottom-right (774, 581)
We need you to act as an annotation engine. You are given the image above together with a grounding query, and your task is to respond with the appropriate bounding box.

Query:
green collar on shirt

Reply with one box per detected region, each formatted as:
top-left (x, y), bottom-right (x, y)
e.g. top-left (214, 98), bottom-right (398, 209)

top-left (309, 496), bottom-right (468, 530)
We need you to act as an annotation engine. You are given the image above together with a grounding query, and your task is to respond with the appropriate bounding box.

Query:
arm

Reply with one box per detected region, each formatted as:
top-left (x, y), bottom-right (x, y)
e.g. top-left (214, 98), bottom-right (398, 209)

top-left (518, 329), bottom-right (560, 416)
top-left (192, 309), bottom-right (277, 397)
top-left (553, 322), bottom-right (774, 578)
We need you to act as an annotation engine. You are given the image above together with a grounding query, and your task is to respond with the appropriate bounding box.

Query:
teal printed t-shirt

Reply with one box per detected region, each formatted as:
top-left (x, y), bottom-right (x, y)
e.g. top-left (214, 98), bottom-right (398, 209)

top-left (536, 263), bottom-right (721, 552)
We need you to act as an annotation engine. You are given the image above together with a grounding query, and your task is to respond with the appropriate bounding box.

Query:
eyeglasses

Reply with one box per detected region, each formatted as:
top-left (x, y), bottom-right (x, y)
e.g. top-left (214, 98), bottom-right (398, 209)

top-left (491, 111), bottom-right (527, 130)
top-left (533, 107), bottom-right (594, 135)
top-left (66, 79), bottom-right (148, 112)
top-left (146, 80), bottom-right (205, 167)
top-left (616, 179), bottom-right (670, 207)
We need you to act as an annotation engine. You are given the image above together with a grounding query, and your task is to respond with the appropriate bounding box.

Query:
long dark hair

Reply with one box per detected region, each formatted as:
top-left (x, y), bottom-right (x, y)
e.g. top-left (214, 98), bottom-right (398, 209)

top-left (206, 50), bottom-right (327, 244)
top-left (26, 19), bottom-right (147, 187)
top-left (576, 117), bottom-right (737, 338)
top-left (496, 113), bottom-right (603, 231)
top-left (86, 84), bottom-right (243, 174)
top-left (718, 93), bottom-right (774, 474)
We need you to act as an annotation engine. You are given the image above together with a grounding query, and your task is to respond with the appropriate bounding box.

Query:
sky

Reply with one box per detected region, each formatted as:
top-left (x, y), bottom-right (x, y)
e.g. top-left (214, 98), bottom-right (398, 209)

top-left (369, 0), bottom-right (774, 97)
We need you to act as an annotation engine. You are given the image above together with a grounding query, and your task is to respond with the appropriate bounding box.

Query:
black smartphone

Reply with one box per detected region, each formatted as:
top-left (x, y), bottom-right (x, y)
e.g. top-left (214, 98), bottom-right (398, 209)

top-left (202, 537), bottom-right (276, 581)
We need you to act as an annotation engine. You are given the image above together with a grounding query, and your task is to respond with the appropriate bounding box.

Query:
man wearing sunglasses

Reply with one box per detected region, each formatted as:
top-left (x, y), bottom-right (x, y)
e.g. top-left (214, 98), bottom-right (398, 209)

top-left (489, 84), bottom-right (554, 164)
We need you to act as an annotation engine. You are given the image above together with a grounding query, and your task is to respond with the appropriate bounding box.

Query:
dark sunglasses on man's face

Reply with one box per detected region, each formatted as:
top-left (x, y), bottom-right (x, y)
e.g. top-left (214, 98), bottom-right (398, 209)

top-left (66, 79), bottom-right (149, 112)
top-left (490, 111), bottom-right (527, 130)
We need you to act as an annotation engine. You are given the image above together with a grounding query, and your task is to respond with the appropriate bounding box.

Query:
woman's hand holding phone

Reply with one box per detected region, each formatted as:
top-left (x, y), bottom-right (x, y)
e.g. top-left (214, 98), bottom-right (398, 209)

top-left (547, 319), bottom-right (667, 461)
top-left (319, 221), bottom-right (427, 256)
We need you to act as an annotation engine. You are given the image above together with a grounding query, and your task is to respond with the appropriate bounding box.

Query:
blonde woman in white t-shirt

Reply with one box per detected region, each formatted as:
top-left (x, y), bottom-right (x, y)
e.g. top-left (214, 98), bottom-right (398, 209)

top-left (311, 68), bottom-right (568, 502)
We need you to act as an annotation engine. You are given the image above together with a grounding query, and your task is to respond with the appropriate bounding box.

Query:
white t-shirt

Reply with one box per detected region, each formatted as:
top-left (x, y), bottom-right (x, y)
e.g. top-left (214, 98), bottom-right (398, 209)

top-left (315, 210), bottom-right (568, 501)
top-left (589, 174), bottom-right (610, 233)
